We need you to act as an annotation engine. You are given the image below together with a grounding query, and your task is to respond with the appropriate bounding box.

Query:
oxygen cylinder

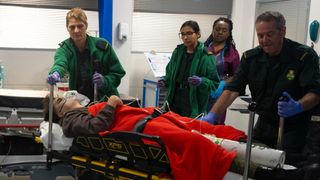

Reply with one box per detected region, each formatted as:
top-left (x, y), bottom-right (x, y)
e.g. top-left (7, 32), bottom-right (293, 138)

top-left (201, 133), bottom-right (286, 168)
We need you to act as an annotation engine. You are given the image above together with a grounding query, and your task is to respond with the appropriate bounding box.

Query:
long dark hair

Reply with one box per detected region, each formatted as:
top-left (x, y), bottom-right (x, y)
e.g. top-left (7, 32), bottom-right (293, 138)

top-left (204, 17), bottom-right (236, 54)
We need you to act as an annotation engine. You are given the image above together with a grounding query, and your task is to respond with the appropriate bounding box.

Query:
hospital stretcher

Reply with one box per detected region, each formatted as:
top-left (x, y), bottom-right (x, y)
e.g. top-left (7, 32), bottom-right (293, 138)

top-left (42, 122), bottom-right (259, 180)
top-left (0, 88), bottom-right (296, 179)
top-left (0, 88), bottom-right (148, 179)
top-left (44, 84), bottom-right (172, 179)
top-left (39, 88), bottom-right (177, 179)
top-left (42, 126), bottom-right (291, 180)
top-left (41, 86), bottom-right (246, 179)
top-left (42, 86), bottom-right (296, 180)
top-left (46, 131), bottom-right (172, 179)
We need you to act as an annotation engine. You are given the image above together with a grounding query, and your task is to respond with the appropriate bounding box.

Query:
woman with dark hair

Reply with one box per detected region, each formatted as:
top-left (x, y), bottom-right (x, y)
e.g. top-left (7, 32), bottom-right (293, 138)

top-left (204, 17), bottom-right (240, 124)
top-left (158, 20), bottom-right (219, 118)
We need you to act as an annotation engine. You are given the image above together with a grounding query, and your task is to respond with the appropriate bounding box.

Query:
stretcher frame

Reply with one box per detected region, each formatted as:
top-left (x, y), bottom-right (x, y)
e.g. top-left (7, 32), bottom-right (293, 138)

top-left (46, 85), bottom-right (173, 179)
top-left (47, 131), bottom-right (172, 179)
top-left (44, 86), bottom-right (276, 180)
top-left (0, 89), bottom-right (46, 136)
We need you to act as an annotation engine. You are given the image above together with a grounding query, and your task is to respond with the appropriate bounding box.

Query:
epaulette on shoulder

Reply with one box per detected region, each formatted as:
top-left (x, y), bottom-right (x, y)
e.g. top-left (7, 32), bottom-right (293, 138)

top-left (96, 39), bottom-right (109, 51)
top-left (203, 47), bottom-right (211, 55)
top-left (294, 46), bottom-right (314, 62)
top-left (243, 48), bottom-right (261, 59)
top-left (58, 41), bottom-right (65, 47)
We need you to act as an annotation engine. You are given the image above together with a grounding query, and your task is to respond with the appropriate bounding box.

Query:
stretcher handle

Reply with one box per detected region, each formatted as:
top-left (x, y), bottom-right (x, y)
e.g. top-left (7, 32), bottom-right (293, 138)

top-left (93, 59), bottom-right (101, 102)
top-left (277, 118), bottom-right (285, 149)
top-left (94, 83), bottom-right (98, 102)
top-left (243, 101), bottom-right (256, 180)
top-left (277, 95), bottom-right (288, 149)
top-left (47, 84), bottom-right (54, 169)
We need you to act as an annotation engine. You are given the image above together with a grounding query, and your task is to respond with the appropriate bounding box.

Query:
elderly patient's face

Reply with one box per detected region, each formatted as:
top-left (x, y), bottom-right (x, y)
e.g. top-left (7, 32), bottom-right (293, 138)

top-left (53, 98), bottom-right (79, 117)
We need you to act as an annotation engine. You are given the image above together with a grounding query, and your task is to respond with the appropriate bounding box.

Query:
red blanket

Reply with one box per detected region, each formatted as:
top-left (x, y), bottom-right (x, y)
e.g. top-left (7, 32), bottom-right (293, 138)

top-left (88, 103), bottom-right (246, 180)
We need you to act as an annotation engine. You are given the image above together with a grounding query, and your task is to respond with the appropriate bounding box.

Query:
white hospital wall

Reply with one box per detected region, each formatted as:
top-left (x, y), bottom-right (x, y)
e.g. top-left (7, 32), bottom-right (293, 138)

top-left (112, 0), bottom-right (134, 95)
top-left (0, 48), bottom-right (54, 90)
top-left (231, 0), bottom-right (256, 56)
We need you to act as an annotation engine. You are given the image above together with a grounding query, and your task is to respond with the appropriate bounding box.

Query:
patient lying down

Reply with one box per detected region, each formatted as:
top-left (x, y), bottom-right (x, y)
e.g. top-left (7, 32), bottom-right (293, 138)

top-left (42, 95), bottom-right (303, 180)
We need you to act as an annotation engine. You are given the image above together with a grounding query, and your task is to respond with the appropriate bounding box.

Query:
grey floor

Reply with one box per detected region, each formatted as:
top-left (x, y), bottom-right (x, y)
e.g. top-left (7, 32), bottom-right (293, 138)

top-left (0, 156), bottom-right (75, 180)
top-left (0, 174), bottom-right (74, 180)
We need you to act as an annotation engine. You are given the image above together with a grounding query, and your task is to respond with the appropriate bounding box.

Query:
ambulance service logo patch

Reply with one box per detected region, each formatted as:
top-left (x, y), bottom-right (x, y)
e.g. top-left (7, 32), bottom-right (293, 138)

top-left (286, 70), bottom-right (295, 80)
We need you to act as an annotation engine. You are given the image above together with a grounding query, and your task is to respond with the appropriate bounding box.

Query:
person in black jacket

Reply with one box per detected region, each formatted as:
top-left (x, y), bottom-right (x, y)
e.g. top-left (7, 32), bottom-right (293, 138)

top-left (202, 11), bottom-right (320, 155)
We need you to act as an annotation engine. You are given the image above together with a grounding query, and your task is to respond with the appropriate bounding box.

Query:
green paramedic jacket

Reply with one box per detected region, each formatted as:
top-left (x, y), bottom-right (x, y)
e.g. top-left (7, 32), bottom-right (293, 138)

top-left (164, 42), bottom-right (219, 118)
top-left (49, 35), bottom-right (126, 97)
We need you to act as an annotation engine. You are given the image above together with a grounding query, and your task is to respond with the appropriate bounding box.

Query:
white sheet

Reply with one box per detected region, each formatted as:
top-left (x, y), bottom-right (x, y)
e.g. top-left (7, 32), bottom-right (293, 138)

top-left (40, 121), bottom-right (73, 151)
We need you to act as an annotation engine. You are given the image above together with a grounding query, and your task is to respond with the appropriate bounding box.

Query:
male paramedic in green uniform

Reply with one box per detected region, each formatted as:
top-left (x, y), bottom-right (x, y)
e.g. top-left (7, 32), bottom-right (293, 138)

top-left (47, 8), bottom-right (125, 102)
top-left (201, 11), bottom-right (320, 155)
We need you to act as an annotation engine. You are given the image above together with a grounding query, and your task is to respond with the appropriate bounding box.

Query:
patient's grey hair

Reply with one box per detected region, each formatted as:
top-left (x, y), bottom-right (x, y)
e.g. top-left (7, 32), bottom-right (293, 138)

top-left (42, 95), bottom-right (60, 124)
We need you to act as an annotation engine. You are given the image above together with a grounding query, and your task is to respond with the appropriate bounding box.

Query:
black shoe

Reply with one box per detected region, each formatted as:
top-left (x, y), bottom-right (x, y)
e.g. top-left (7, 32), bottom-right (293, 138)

top-left (254, 166), bottom-right (304, 180)
top-left (307, 154), bottom-right (320, 164)
top-left (285, 153), bottom-right (307, 167)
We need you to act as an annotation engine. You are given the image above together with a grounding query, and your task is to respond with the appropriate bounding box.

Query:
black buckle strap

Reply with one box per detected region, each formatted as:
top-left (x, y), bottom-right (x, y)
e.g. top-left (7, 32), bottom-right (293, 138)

top-left (132, 108), bottom-right (166, 133)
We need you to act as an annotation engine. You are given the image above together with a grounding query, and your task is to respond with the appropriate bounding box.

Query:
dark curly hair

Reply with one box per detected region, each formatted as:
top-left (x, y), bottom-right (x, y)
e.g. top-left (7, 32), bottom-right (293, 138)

top-left (204, 17), bottom-right (236, 55)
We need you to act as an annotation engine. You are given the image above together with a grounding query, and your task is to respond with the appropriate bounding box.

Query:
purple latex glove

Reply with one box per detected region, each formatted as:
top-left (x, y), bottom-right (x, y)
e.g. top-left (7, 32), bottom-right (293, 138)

top-left (199, 112), bottom-right (219, 125)
top-left (278, 91), bottom-right (304, 118)
top-left (92, 72), bottom-right (105, 87)
top-left (157, 78), bottom-right (166, 88)
top-left (188, 75), bottom-right (202, 86)
top-left (47, 71), bottom-right (60, 85)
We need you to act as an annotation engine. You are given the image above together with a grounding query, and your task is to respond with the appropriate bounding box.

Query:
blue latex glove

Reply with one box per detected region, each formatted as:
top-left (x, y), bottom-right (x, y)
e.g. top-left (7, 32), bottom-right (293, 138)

top-left (47, 71), bottom-right (60, 85)
top-left (92, 72), bottom-right (105, 87)
top-left (188, 75), bottom-right (202, 86)
top-left (157, 78), bottom-right (166, 88)
top-left (199, 112), bottom-right (219, 125)
top-left (211, 80), bottom-right (225, 100)
top-left (278, 91), bottom-right (304, 118)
